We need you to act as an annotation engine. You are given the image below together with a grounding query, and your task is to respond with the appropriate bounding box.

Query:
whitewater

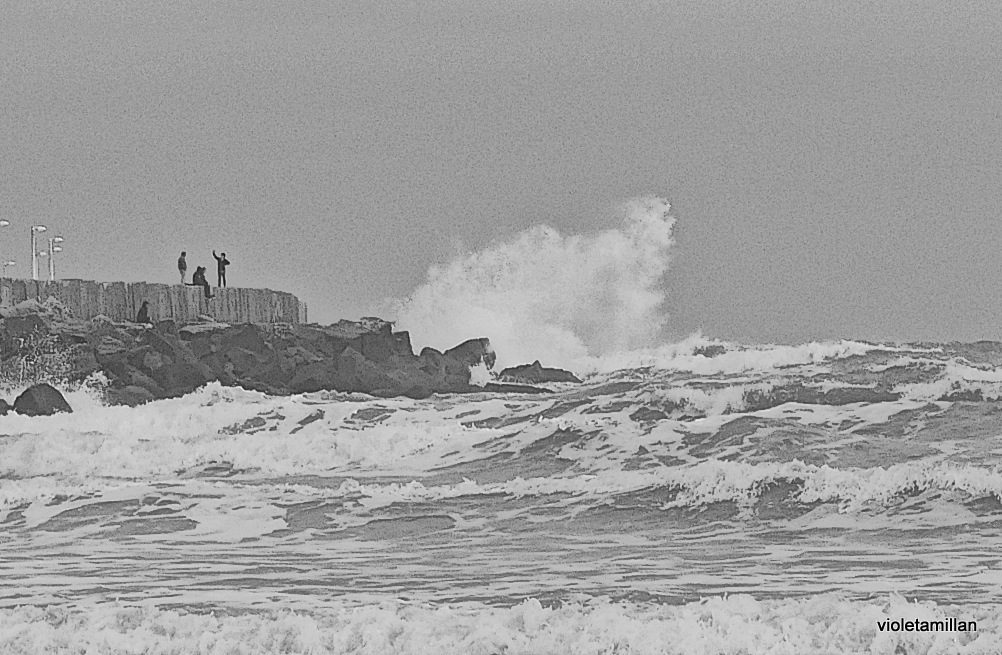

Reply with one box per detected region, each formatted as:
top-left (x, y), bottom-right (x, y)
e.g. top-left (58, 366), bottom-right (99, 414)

top-left (3, 197), bottom-right (1002, 654)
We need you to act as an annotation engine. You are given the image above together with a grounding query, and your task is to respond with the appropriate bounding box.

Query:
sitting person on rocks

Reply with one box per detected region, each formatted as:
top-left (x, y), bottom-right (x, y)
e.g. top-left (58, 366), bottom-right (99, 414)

top-left (135, 301), bottom-right (151, 324)
top-left (187, 266), bottom-right (215, 298)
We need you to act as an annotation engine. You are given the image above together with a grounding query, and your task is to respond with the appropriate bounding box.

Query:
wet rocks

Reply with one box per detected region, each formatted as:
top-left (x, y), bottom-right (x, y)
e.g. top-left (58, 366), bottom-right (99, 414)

top-left (444, 338), bottom-right (496, 370)
top-left (12, 383), bottom-right (73, 416)
top-left (499, 360), bottom-right (582, 384)
top-left (1, 308), bottom-right (548, 405)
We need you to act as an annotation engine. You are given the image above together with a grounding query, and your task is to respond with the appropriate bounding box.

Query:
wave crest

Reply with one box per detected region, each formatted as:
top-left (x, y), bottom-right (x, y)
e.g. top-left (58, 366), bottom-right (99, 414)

top-left (394, 196), bottom-right (675, 370)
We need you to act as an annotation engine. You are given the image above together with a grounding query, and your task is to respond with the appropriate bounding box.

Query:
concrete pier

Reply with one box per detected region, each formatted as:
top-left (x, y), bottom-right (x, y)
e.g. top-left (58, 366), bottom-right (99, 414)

top-left (0, 278), bottom-right (306, 325)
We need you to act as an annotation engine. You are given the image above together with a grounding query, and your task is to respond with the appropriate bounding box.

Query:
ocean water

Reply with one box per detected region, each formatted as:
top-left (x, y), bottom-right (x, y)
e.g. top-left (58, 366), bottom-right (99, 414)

top-left (3, 339), bottom-right (1002, 654)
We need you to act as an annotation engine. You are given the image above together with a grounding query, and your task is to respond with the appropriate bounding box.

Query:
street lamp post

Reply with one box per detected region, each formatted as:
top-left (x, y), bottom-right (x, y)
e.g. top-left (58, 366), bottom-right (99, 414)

top-left (48, 237), bottom-right (64, 282)
top-left (30, 225), bottom-right (47, 280)
top-left (0, 221), bottom-right (9, 278)
top-left (36, 251), bottom-right (48, 283)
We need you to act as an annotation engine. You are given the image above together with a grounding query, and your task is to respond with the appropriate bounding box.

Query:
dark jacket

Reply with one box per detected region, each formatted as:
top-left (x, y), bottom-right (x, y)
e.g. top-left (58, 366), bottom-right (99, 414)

top-left (213, 251), bottom-right (230, 273)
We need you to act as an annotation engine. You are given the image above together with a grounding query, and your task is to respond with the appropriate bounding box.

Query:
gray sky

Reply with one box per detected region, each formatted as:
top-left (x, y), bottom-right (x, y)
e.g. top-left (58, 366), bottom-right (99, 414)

top-left (3, 0), bottom-right (1001, 345)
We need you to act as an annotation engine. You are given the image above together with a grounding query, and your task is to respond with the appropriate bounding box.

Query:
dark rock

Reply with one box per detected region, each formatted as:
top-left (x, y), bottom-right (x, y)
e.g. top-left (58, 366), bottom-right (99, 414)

top-left (694, 344), bottom-right (726, 358)
top-left (124, 367), bottom-right (168, 398)
top-left (500, 360), bottom-right (582, 384)
top-left (3, 314), bottom-right (47, 339)
top-left (445, 338), bottom-right (496, 370)
top-left (219, 324), bottom-right (269, 355)
top-left (0, 399), bottom-right (10, 416)
top-left (3, 310), bottom-right (553, 403)
top-left (225, 347), bottom-right (270, 377)
top-left (107, 385), bottom-right (155, 406)
top-left (13, 383), bottom-right (72, 416)
top-left (357, 332), bottom-right (396, 363)
top-left (69, 350), bottom-right (100, 380)
top-left (330, 346), bottom-right (406, 393)
top-left (139, 330), bottom-right (217, 395)
top-left (419, 347), bottom-right (469, 380)
top-left (287, 359), bottom-right (339, 393)
top-left (403, 384), bottom-right (433, 400)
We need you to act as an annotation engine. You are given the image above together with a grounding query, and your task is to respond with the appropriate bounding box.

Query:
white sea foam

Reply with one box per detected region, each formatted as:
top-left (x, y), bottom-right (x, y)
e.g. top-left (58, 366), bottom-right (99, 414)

top-left (8, 456), bottom-right (1000, 520)
top-left (394, 196), bottom-right (675, 371)
top-left (0, 594), bottom-right (995, 654)
top-left (572, 336), bottom-right (885, 377)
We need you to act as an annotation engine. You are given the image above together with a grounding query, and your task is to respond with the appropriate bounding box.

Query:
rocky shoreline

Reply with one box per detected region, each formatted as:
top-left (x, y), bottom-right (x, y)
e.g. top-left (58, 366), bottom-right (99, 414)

top-left (0, 299), bottom-right (584, 409)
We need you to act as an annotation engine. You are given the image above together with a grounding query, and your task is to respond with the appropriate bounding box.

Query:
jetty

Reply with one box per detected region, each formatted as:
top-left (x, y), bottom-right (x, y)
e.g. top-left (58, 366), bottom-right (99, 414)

top-left (0, 278), bottom-right (306, 325)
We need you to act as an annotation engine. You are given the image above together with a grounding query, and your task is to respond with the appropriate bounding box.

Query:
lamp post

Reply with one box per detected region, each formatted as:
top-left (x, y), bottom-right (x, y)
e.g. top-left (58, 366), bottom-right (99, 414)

top-left (48, 236), bottom-right (64, 282)
top-left (2, 261), bottom-right (13, 278)
top-left (30, 225), bottom-right (47, 280)
top-left (0, 222), bottom-right (9, 278)
top-left (36, 251), bottom-right (48, 286)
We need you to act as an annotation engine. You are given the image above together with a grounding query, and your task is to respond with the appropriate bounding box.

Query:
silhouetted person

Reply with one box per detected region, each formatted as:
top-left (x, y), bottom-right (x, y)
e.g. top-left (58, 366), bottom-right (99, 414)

top-left (178, 251), bottom-right (187, 284)
top-left (213, 250), bottom-right (230, 287)
top-left (188, 266), bottom-right (214, 298)
top-left (136, 301), bottom-right (150, 324)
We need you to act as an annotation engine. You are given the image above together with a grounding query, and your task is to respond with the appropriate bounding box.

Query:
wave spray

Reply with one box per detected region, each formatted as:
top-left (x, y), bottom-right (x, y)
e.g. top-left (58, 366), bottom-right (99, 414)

top-left (395, 196), bottom-right (676, 371)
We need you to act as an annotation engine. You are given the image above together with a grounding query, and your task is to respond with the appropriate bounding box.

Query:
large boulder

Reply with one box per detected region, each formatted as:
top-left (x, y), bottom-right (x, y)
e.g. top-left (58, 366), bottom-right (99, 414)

top-left (445, 338), bottom-right (496, 370)
top-left (13, 383), bottom-right (72, 416)
top-left (500, 360), bottom-right (582, 384)
top-left (357, 331), bottom-right (413, 363)
top-left (139, 330), bottom-right (217, 395)
top-left (287, 359), bottom-right (340, 393)
top-left (417, 347), bottom-right (475, 390)
top-left (329, 346), bottom-right (407, 393)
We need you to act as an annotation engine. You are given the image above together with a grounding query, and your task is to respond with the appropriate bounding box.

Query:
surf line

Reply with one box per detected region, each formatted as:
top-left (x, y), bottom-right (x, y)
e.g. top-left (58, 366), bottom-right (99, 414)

top-left (876, 618), bottom-right (976, 632)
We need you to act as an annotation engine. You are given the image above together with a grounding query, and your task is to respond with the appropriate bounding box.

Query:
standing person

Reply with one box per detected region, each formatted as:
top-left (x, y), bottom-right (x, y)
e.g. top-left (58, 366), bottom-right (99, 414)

top-left (136, 301), bottom-right (150, 324)
top-left (213, 250), bottom-right (230, 287)
top-left (178, 251), bottom-right (187, 284)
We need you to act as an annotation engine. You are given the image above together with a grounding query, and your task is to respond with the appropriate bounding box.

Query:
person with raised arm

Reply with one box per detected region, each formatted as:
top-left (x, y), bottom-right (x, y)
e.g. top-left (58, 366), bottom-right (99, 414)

top-left (213, 250), bottom-right (230, 287)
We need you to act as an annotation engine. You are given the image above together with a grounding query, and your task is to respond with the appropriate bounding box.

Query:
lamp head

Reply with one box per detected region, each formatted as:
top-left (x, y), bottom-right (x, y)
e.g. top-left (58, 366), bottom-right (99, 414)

top-left (52, 236), bottom-right (64, 243)
top-left (0, 220), bottom-right (9, 227)
top-left (32, 225), bottom-right (46, 233)
top-left (52, 246), bottom-right (63, 253)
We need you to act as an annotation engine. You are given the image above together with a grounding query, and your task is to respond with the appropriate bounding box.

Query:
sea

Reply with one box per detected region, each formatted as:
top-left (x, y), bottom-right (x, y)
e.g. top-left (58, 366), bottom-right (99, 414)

top-left (3, 197), bottom-right (1002, 653)
top-left (2, 338), bottom-right (1002, 654)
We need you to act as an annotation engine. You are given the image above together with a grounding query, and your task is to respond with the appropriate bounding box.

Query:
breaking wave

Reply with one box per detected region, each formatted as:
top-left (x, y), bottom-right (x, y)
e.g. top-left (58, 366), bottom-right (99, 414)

top-left (394, 196), bottom-right (675, 371)
top-left (1, 595), bottom-right (995, 654)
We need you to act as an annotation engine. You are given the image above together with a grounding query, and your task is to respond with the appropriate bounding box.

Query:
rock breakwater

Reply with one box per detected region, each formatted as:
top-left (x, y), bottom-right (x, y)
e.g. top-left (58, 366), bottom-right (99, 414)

top-left (0, 301), bottom-right (542, 405)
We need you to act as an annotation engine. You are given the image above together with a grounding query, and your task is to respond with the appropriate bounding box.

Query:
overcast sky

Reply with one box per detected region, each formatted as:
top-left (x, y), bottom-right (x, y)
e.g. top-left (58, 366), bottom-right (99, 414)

top-left (2, 0), bottom-right (1001, 345)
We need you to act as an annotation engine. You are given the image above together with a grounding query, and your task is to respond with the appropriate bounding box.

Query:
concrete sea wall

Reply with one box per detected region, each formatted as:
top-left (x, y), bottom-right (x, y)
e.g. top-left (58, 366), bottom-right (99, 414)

top-left (0, 278), bottom-right (306, 325)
